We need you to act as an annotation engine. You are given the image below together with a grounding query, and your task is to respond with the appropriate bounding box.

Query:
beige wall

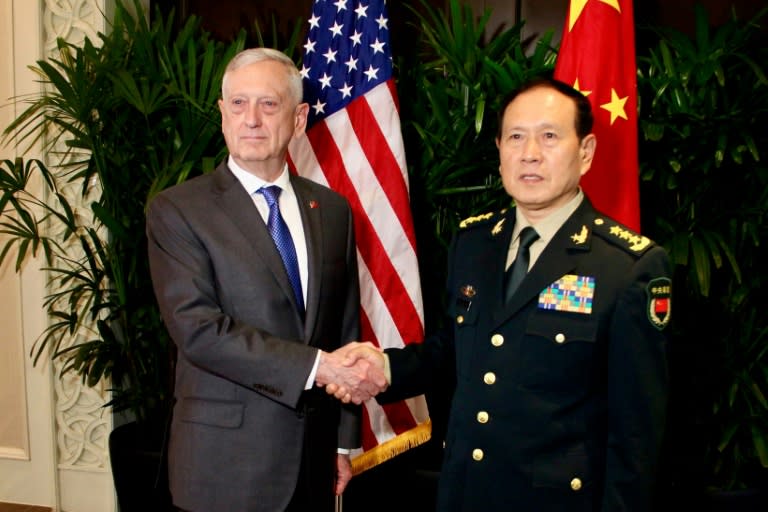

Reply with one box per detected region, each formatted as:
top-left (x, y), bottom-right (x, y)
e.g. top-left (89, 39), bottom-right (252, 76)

top-left (0, 0), bottom-right (30, 463)
top-left (0, 245), bottom-right (29, 460)
top-left (0, 0), bottom-right (58, 507)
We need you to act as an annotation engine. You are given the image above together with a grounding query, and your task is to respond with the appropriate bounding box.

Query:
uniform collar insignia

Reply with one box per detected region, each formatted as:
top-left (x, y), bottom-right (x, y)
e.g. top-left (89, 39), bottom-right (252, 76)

top-left (491, 218), bottom-right (505, 236)
top-left (571, 225), bottom-right (588, 244)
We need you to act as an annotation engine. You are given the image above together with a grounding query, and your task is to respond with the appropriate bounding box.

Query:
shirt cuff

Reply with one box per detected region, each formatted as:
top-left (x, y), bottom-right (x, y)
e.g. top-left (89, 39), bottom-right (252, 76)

top-left (305, 350), bottom-right (321, 390)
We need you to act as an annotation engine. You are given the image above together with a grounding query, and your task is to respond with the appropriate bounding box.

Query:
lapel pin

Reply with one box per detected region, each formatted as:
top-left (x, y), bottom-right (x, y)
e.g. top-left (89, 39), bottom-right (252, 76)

top-left (309, 200), bottom-right (319, 209)
top-left (457, 285), bottom-right (476, 312)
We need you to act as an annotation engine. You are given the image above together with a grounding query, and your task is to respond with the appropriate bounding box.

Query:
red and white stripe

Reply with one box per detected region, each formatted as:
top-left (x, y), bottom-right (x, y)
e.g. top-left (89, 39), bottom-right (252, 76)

top-left (289, 80), bottom-right (430, 460)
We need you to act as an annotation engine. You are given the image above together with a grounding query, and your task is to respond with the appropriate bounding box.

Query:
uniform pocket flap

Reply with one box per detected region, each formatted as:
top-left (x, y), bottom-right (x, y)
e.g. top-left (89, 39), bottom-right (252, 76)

top-left (532, 449), bottom-right (592, 491)
top-left (526, 309), bottom-right (598, 344)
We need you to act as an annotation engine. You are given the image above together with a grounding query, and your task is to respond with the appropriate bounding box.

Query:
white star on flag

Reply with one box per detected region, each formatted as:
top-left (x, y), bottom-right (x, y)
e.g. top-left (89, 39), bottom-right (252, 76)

top-left (289, 0), bottom-right (431, 475)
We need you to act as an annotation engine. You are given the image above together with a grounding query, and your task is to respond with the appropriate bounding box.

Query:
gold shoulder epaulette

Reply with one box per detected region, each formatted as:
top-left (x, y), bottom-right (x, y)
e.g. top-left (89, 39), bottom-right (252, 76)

top-left (459, 211), bottom-right (498, 229)
top-left (591, 217), bottom-right (655, 256)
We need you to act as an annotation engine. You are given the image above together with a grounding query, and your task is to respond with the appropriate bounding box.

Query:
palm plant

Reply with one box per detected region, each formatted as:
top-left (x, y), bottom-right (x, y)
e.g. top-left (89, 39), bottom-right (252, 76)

top-left (637, 4), bottom-right (768, 492)
top-left (398, 0), bottom-right (557, 327)
top-left (0, 0), bottom-right (245, 424)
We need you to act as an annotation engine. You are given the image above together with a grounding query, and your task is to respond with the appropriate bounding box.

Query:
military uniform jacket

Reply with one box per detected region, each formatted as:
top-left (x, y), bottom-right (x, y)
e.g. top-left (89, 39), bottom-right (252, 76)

top-left (383, 198), bottom-right (671, 512)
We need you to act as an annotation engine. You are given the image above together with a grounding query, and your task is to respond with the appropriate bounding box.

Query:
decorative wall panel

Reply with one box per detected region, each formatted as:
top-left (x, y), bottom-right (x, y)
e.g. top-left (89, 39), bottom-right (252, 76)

top-left (43, 0), bottom-right (101, 53)
top-left (42, 0), bottom-right (110, 472)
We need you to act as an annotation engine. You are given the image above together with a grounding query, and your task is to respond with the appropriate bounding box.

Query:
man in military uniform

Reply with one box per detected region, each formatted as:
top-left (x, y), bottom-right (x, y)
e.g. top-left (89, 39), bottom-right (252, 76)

top-left (334, 77), bottom-right (671, 511)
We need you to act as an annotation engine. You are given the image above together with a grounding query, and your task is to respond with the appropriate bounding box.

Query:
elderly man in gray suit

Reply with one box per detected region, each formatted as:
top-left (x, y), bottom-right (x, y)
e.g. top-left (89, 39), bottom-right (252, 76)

top-left (147, 48), bottom-right (386, 512)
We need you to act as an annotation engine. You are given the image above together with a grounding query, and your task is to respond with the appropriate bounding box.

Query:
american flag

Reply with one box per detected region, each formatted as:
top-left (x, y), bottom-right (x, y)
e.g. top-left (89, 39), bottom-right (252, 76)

top-left (288, 0), bottom-right (431, 474)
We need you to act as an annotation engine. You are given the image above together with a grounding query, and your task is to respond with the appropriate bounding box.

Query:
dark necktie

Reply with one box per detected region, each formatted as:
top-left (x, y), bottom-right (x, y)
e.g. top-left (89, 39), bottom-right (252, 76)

top-left (257, 186), bottom-right (305, 313)
top-left (504, 226), bottom-right (540, 303)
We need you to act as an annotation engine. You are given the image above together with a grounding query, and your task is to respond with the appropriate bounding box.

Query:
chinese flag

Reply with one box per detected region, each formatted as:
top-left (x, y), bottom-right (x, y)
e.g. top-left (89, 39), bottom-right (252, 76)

top-left (554, 0), bottom-right (641, 231)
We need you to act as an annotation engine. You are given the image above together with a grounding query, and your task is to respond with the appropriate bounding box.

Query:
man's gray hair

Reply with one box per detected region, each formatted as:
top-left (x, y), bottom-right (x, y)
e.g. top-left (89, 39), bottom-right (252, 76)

top-left (221, 48), bottom-right (303, 106)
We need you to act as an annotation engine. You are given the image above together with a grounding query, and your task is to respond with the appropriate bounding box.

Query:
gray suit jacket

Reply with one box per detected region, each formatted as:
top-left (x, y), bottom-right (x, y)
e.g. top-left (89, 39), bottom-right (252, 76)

top-left (147, 162), bottom-right (361, 511)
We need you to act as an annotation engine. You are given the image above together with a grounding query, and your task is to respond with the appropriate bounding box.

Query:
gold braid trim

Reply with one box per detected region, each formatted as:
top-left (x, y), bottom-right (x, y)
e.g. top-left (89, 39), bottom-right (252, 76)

top-left (350, 419), bottom-right (433, 476)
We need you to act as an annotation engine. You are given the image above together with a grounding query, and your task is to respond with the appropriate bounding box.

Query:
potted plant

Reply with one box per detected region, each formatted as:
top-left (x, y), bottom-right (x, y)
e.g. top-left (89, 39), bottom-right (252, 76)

top-left (636, 4), bottom-right (768, 507)
top-left (399, 0), bottom-right (557, 330)
top-left (1, 1), bottom-right (244, 509)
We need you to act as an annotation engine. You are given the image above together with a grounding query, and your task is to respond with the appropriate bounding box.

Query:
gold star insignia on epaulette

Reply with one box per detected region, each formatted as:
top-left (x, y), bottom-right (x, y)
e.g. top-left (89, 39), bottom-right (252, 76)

top-left (571, 225), bottom-right (588, 244)
top-left (491, 218), bottom-right (506, 236)
top-left (459, 212), bottom-right (495, 229)
top-left (609, 225), bottom-right (651, 252)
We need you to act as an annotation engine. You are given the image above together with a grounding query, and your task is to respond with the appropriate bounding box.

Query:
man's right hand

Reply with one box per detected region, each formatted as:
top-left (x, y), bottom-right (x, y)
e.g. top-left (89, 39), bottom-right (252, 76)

top-left (315, 342), bottom-right (387, 404)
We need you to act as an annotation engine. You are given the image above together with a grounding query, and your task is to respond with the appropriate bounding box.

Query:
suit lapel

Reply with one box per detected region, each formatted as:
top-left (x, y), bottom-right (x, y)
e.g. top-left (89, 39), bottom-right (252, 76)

top-left (211, 164), bottom-right (304, 324)
top-left (492, 201), bottom-right (595, 326)
top-left (291, 176), bottom-right (323, 340)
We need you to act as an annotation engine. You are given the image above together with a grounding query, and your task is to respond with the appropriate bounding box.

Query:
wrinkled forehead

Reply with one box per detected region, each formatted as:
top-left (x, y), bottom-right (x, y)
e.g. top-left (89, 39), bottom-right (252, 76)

top-left (222, 60), bottom-right (302, 106)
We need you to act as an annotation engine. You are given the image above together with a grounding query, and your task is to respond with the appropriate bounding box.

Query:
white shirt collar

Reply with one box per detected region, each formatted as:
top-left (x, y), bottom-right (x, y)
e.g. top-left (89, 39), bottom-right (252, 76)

top-left (227, 156), bottom-right (292, 195)
top-left (514, 188), bottom-right (584, 242)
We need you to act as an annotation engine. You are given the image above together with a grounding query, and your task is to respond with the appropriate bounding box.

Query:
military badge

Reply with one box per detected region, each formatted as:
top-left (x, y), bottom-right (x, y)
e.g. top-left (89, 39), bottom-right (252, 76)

top-left (607, 224), bottom-right (651, 252)
top-left (491, 218), bottom-right (506, 236)
top-left (459, 212), bottom-right (495, 229)
top-left (539, 274), bottom-right (595, 314)
top-left (457, 284), bottom-right (476, 311)
top-left (647, 277), bottom-right (672, 330)
top-left (571, 225), bottom-right (588, 244)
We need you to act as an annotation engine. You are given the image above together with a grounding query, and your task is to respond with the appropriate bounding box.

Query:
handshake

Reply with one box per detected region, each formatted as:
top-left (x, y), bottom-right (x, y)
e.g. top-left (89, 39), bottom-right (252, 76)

top-left (315, 342), bottom-right (388, 405)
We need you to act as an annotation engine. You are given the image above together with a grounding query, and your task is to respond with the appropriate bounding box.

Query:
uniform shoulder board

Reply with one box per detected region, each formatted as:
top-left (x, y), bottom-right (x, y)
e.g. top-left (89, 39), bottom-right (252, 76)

top-left (459, 210), bottom-right (505, 230)
top-left (591, 216), bottom-right (657, 257)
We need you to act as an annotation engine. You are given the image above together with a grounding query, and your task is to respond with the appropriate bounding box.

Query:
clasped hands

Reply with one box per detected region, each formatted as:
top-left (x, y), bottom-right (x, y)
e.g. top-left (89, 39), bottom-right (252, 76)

top-left (316, 342), bottom-right (387, 404)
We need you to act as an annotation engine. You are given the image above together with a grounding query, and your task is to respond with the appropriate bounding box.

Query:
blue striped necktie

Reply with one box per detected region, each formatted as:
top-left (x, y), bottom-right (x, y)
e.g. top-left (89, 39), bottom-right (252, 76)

top-left (256, 186), bottom-right (304, 314)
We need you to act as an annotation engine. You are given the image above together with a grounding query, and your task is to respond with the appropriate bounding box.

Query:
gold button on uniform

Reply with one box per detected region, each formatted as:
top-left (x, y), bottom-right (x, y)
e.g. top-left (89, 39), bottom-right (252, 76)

top-left (570, 478), bottom-right (582, 491)
top-left (491, 334), bottom-right (504, 347)
top-left (483, 372), bottom-right (496, 385)
top-left (457, 315), bottom-right (464, 324)
top-left (555, 333), bottom-right (566, 344)
top-left (476, 411), bottom-right (489, 423)
top-left (472, 449), bottom-right (484, 461)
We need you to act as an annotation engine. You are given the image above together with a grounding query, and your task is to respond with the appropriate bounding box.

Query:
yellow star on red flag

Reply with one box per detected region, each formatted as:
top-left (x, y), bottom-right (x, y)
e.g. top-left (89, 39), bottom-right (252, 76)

top-left (554, 0), bottom-right (641, 230)
top-left (600, 88), bottom-right (629, 124)
top-left (568, 0), bottom-right (622, 31)
top-left (572, 78), bottom-right (592, 97)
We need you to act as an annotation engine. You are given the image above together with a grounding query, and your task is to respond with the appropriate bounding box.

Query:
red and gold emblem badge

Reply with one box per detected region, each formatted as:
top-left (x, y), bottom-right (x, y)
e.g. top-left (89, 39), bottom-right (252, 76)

top-left (646, 277), bottom-right (672, 330)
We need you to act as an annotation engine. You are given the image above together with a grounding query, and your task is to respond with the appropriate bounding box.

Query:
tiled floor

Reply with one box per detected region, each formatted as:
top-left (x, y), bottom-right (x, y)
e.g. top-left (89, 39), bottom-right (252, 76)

top-left (0, 504), bottom-right (52, 512)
